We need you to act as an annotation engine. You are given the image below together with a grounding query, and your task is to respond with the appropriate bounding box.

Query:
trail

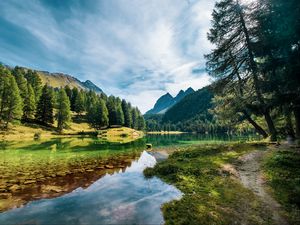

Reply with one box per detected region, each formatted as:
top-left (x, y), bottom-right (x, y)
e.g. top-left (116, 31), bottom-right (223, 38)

top-left (236, 149), bottom-right (288, 225)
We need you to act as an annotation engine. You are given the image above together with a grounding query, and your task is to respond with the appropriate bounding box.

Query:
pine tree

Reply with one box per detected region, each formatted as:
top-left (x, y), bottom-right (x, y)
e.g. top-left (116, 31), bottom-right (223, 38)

top-left (35, 85), bottom-right (54, 125)
top-left (74, 90), bottom-right (85, 114)
top-left (131, 107), bottom-right (138, 129)
top-left (205, 0), bottom-right (277, 140)
top-left (56, 89), bottom-right (71, 132)
top-left (25, 70), bottom-right (42, 102)
top-left (22, 83), bottom-right (36, 121)
top-left (0, 71), bottom-right (23, 128)
top-left (137, 115), bottom-right (145, 130)
top-left (122, 100), bottom-right (132, 128)
top-left (116, 103), bottom-right (124, 126)
top-left (12, 66), bottom-right (28, 101)
top-left (87, 98), bottom-right (109, 129)
top-left (64, 85), bottom-right (72, 103)
top-left (71, 87), bottom-right (79, 111)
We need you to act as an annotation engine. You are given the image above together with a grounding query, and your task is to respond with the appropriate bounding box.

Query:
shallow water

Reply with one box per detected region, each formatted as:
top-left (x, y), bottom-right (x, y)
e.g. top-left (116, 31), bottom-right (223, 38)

top-left (0, 133), bottom-right (258, 224)
top-left (0, 151), bottom-right (181, 224)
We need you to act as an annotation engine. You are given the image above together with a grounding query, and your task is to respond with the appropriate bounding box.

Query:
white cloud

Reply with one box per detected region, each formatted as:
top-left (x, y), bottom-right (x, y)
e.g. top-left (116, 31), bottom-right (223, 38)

top-left (0, 0), bottom-right (216, 113)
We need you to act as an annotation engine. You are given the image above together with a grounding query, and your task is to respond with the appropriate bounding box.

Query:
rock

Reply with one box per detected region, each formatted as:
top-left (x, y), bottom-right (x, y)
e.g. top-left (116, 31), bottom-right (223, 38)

top-left (0, 193), bottom-right (12, 199)
top-left (24, 180), bottom-right (36, 185)
top-left (86, 169), bottom-right (94, 172)
top-left (9, 184), bottom-right (20, 192)
top-left (105, 165), bottom-right (114, 169)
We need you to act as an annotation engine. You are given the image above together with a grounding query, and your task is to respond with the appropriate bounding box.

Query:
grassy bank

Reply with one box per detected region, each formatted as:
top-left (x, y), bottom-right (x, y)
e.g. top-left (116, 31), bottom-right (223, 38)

top-left (144, 143), bottom-right (273, 225)
top-left (0, 122), bottom-right (143, 143)
top-left (263, 148), bottom-right (300, 224)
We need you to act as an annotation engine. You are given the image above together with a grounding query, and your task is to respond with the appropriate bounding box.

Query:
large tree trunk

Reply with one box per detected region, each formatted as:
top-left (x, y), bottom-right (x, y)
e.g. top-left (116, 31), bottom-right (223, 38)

top-left (294, 107), bottom-right (300, 139)
top-left (238, 5), bottom-right (277, 141)
top-left (243, 111), bottom-right (268, 138)
top-left (285, 111), bottom-right (295, 138)
top-left (264, 111), bottom-right (277, 141)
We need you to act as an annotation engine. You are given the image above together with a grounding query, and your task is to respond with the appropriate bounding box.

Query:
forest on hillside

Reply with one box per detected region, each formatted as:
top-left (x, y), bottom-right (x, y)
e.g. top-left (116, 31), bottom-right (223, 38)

top-left (146, 0), bottom-right (300, 141)
top-left (0, 65), bottom-right (145, 132)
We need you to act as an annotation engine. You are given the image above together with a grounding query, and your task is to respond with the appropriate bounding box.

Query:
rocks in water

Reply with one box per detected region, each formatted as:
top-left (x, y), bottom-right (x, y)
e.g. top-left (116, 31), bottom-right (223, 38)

top-left (86, 169), bottom-right (94, 172)
top-left (0, 193), bottom-right (12, 199)
top-left (105, 165), bottom-right (114, 169)
top-left (24, 180), bottom-right (36, 185)
top-left (8, 185), bottom-right (20, 192)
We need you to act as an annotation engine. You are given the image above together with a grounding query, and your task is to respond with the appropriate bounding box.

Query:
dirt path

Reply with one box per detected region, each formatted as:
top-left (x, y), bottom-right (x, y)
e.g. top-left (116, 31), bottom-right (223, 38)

top-left (236, 149), bottom-right (288, 225)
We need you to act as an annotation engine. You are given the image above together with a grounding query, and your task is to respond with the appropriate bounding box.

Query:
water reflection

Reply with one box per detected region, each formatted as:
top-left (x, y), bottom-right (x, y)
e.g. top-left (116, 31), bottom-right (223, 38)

top-left (0, 151), bottom-right (182, 225)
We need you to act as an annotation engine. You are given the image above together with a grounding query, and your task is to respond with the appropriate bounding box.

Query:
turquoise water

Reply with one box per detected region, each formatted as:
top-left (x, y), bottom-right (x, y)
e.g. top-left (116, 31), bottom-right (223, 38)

top-left (0, 151), bottom-right (181, 224)
top-left (0, 134), bottom-right (257, 224)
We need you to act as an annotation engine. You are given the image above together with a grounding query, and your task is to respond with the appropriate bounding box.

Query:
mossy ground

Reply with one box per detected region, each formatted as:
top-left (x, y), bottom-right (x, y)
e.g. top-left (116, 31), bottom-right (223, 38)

top-left (263, 147), bottom-right (300, 224)
top-left (144, 143), bottom-right (273, 225)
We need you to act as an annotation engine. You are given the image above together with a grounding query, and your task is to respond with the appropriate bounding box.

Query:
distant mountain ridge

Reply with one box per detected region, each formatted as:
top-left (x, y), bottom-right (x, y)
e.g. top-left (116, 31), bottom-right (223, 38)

top-left (1, 62), bottom-right (103, 93)
top-left (36, 71), bottom-right (103, 93)
top-left (145, 87), bottom-right (195, 114)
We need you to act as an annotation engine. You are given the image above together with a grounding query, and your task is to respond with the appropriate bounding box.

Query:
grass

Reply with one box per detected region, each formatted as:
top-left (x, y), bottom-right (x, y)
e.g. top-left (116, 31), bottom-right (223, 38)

top-left (144, 143), bottom-right (273, 225)
top-left (263, 148), bottom-right (300, 224)
top-left (0, 119), bottom-right (143, 143)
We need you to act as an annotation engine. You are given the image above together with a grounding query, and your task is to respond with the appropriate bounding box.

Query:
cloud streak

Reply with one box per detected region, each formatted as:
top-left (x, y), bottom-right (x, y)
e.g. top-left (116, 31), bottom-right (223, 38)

top-left (0, 0), bottom-right (215, 113)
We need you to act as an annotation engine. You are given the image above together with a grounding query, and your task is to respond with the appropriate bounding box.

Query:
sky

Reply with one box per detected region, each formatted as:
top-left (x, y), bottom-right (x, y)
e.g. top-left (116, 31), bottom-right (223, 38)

top-left (0, 0), bottom-right (216, 113)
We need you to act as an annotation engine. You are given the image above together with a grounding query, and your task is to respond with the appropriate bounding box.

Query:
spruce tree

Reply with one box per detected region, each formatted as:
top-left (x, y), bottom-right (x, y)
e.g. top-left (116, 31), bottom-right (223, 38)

top-left (74, 90), bottom-right (85, 114)
top-left (137, 115), bottom-right (145, 130)
top-left (122, 100), bottom-right (132, 128)
top-left (56, 89), bottom-right (71, 132)
top-left (87, 99), bottom-right (109, 129)
top-left (22, 83), bottom-right (36, 121)
top-left (71, 87), bottom-right (79, 111)
top-left (131, 107), bottom-right (138, 129)
top-left (12, 66), bottom-right (28, 101)
top-left (35, 85), bottom-right (54, 125)
top-left (25, 70), bottom-right (42, 102)
top-left (1, 75), bottom-right (23, 128)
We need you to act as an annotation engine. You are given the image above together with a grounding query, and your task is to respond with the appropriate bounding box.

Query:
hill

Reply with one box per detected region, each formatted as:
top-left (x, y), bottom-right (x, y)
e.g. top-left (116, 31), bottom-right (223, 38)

top-left (36, 71), bottom-right (103, 93)
top-left (0, 62), bottom-right (103, 93)
top-left (145, 87), bottom-right (195, 114)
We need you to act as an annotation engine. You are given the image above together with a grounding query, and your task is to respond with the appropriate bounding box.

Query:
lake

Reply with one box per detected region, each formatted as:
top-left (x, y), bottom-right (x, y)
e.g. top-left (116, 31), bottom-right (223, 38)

top-left (0, 133), bottom-right (258, 224)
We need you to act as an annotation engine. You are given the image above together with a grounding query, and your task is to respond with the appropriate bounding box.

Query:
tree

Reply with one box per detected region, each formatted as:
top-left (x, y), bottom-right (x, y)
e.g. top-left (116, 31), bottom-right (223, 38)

top-left (116, 103), bottom-right (124, 126)
top-left (87, 98), bottom-right (109, 129)
top-left (74, 90), bottom-right (85, 114)
top-left (35, 85), bottom-right (54, 125)
top-left (0, 73), bottom-right (23, 128)
top-left (56, 89), bottom-right (71, 132)
top-left (64, 85), bottom-right (72, 103)
top-left (25, 70), bottom-right (42, 102)
top-left (122, 100), bottom-right (132, 128)
top-left (22, 83), bottom-right (36, 121)
top-left (70, 87), bottom-right (79, 111)
top-left (205, 0), bottom-right (277, 140)
top-left (131, 107), bottom-right (138, 129)
top-left (137, 115), bottom-right (145, 130)
top-left (12, 66), bottom-right (28, 101)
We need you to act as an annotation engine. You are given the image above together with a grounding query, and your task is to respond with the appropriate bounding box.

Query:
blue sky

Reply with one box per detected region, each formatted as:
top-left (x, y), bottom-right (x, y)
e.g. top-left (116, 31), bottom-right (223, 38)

top-left (0, 0), bottom-right (215, 113)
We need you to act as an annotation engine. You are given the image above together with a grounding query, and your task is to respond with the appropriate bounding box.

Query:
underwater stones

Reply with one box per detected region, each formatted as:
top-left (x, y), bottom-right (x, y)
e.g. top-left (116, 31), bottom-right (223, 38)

top-left (57, 172), bottom-right (66, 177)
top-left (8, 184), bottom-right (20, 192)
top-left (0, 193), bottom-right (12, 199)
top-left (97, 166), bottom-right (105, 169)
top-left (42, 185), bottom-right (63, 193)
top-left (105, 165), bottom-right (114, 169)
top-left (24, 180), bottom-right (36, 185)
top-left (86, 169), bottom-right (94, 172)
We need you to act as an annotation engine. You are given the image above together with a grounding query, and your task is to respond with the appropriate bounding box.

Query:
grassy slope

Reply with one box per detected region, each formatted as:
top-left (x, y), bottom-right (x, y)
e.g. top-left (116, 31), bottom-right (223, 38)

top-left (263, 148), bottom-right (300, 224)
top-left (144, 143), bottom-right (273, 225)
top-left (37, 72), bottom-right (85, 89)
top-left (0, 121), bottom-right (143, 143)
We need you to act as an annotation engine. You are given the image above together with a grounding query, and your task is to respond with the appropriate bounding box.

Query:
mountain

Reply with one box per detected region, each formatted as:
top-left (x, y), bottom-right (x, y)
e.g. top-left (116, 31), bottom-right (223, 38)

top-left (37, 71), bottom-right (103, 93)
top-left (145, 87), bottom-right (195, 114)
top-left (162, 86), bottom-right (213, 123)
top-left (0, 62), bottom-right (103, 93)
